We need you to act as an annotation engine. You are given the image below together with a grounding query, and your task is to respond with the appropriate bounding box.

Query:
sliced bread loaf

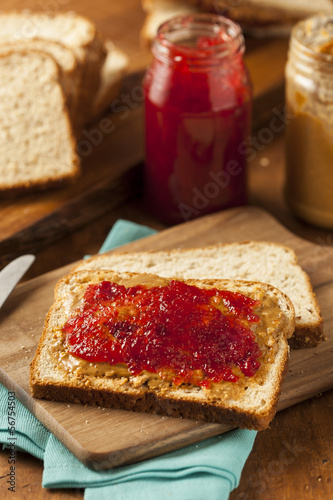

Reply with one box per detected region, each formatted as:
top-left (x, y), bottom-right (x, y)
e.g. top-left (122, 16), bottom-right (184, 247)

top-left (30, 270), bottom-right (295, 430)
top-left (0, 50), bottom-right (79, 192)
top-left (73, 241), bottom-right (324, 349)
top-left (0, 11), bottom-right (106, 132)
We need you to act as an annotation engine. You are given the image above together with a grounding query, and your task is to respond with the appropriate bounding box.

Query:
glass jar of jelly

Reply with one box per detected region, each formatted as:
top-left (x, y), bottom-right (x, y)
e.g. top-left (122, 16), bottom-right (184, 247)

top-left (143, 14), bottom-right (252, 225)
top-left (285, 14), bottom-right (333, 229)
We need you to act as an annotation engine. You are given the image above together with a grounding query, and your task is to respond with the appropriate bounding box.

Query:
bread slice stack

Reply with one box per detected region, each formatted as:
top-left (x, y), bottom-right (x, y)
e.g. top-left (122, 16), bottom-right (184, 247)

top-left (30, 269), bottom-right (295, 430)
top-left (0, 11), bottom-right (128, 193)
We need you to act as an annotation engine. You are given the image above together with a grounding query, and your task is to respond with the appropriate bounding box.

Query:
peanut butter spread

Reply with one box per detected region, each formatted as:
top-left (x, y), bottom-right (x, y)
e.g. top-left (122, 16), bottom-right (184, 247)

top-left (317, 41), bottom-right (333, 54)
top-left (285, 109), bottom-right (333, 227)
top-left (285, 17), bottom-right (333, 228)
top-left (49, 278), bottom-right (286, 401)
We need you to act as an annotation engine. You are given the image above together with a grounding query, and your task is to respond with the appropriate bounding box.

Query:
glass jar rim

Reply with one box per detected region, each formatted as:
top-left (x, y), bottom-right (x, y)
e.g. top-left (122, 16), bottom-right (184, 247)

top-left (291, 14), bottom-right (333, 65)
top-left (153, 13), bottom-right (244, 64)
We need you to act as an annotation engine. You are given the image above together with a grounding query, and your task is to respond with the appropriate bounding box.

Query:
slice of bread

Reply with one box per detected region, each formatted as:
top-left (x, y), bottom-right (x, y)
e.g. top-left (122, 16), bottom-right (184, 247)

top-left (30, 270), bottom-right (294, 430)
top-left (0, 50), bottom-right (79, 192)
top-left (87, 40), bottom-right (128, 123)
top-left (0, 39), bottom-right (79, 123)
top-left (73, 241), bottom-right (324, 349)
top-left (0, 10), bottom-right (101, 52)
top-left (141, 2), bottom-right (199, 46)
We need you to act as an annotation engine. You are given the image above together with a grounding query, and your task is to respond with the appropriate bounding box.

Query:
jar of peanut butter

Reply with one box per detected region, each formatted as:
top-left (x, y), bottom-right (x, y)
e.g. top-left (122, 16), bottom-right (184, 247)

top-left (285, 14), bottom-right (333, 229)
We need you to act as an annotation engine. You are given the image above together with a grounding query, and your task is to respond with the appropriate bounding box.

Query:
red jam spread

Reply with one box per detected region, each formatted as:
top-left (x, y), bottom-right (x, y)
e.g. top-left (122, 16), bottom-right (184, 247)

top-left (143, 15), bottom-right (252, 224)
top-left (63, 280), bottom-right (262, 388)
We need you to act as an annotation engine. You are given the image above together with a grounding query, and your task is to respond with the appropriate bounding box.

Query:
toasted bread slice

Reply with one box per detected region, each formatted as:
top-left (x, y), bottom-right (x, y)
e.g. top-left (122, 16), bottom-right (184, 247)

top-left (73, 242), bottom-right (324, 349)
top-left (30, 270), bottom-right (294, 430)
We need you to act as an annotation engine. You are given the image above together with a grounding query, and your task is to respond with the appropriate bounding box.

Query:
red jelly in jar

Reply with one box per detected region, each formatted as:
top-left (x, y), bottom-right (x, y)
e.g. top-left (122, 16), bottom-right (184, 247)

top-left (143, 14), bottom-right (252, 224)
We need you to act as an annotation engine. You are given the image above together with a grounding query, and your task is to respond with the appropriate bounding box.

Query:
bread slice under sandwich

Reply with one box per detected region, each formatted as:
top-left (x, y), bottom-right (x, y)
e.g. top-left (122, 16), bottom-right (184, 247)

top-left (30, 270), bottom-right (295, 430)
top-left (0, 50), bottom-right (79, 192)
top-left (72, 241), bottom-right (324, 349)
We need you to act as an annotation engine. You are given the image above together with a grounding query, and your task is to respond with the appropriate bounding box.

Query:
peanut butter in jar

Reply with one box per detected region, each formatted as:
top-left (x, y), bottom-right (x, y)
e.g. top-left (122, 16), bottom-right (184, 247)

top-left (285, 14), bottom-right (333, 229)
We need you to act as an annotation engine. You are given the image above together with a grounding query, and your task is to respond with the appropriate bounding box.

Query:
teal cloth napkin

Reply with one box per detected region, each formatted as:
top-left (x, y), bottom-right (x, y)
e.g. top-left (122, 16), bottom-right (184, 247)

top-left (0, 219), bottom-right (257, 499)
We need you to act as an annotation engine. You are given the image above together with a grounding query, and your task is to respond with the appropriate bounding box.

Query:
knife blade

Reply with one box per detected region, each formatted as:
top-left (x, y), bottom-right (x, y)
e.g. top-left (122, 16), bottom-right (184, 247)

top-left (0, 255), bottom-right (35, 310)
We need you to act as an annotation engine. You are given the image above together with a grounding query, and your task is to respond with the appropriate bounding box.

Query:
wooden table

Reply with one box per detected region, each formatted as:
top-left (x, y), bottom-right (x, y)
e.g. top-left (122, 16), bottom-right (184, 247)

top-left (0, 0), bottom-right (332, 498)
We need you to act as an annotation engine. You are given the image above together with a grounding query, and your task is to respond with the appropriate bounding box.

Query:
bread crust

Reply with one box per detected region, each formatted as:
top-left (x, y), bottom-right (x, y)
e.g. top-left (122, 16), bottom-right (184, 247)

top-left (30, 371), bottom-right (285, 431)
top-left (30, 270), bottom-right (294, 430)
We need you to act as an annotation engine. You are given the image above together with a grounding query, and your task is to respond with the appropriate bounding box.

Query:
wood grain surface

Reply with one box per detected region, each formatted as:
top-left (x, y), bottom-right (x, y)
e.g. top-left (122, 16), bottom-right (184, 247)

top-left (0, 207), bottom-right (332, 470)
top-left (0, 0), bottom-right (288, 269)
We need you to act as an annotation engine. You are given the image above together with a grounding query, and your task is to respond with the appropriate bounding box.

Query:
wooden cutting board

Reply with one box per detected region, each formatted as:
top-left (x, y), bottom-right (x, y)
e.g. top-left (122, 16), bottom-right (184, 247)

top-left (0, 0), bottom-right (289, 268)
top-left (0, 207), bottom-right (332, 470)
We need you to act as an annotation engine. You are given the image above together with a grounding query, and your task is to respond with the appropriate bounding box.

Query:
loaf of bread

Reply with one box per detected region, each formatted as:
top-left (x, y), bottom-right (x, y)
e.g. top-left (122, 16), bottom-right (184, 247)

top-left (30, 269), bottom-right (295, 430)
top-left (0, 10), bottom-right (106, 129)
top-left (0, 10), bottom-right (128, 192)
top-left (0, 50), bottom-right (79, 192)
top-left (73, 241), bottom-right (324, 349)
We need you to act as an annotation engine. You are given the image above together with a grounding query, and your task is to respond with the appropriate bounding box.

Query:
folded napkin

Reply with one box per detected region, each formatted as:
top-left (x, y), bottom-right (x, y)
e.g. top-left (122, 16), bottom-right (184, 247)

top-left (0, 219), bottom-right (257, 500)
